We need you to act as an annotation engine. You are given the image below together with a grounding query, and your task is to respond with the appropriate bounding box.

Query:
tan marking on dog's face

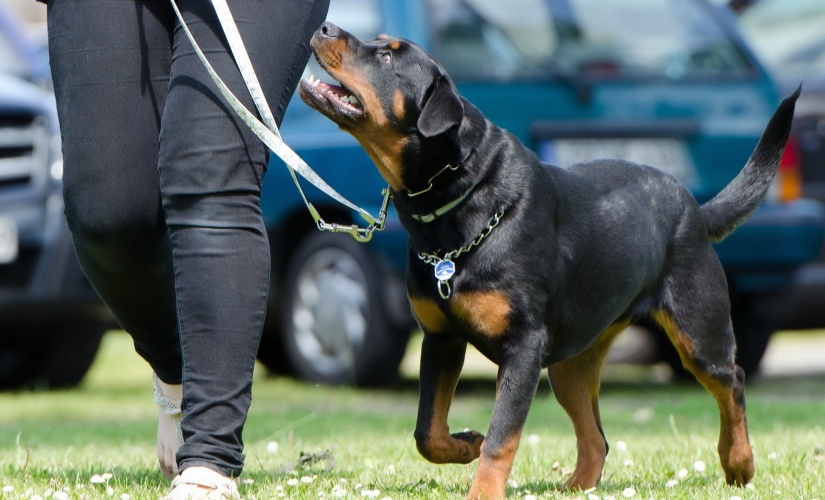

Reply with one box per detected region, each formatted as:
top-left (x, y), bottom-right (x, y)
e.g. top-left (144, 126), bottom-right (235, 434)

top-left (311, 35), bottom-right (409, 191)
top-left (393, 89), bottom-right (406, 122)
top-left (389, 40), bottom-right (402, 50)
top-left (409, 296), bottom-right (448, 334)
top-left (310, 36), bottom-right (346, 72)
top-left (451, 291), bottom-right (511, 337)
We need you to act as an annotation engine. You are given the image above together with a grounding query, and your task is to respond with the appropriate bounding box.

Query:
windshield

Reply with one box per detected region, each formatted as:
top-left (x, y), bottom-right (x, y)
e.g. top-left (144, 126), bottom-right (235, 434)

top-left (737, 0), bottom-right (825, 80)
top-left (427, 0), bottom-right (755, 81)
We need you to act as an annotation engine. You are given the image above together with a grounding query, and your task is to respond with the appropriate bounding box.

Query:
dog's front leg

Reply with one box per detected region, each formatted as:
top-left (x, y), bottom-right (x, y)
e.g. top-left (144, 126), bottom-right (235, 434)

top-left (467, 335), bottom-right (544, 500)
top-left (414, 332), bottom-right (484, 464)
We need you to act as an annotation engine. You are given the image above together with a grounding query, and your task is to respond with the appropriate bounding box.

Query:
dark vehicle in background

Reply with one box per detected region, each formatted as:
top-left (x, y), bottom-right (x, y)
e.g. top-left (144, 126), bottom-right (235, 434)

top-left (0, 74), bottom-right (113, 390)
top-left (0, 5), bottom-right (113, 390)
top-left (731, 0), bottom-right (825, 331)
top-left (2, 0), bottom-right (823, 390)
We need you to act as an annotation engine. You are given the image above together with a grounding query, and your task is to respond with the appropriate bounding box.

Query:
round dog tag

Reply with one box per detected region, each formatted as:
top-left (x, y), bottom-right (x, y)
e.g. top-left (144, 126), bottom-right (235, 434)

top-left (434, 259), bottom-right (455, 281)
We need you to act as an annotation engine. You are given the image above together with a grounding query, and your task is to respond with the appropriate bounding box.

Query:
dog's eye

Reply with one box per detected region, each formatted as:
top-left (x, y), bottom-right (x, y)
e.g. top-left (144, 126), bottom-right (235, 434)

top-left (378, 51), bottom-right (392, 64)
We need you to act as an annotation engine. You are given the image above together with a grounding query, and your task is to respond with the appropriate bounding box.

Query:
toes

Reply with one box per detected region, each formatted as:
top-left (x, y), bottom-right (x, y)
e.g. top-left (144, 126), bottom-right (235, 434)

top-left (726, 469), bottom-right (752, 487)
top-left (452, 430), bottom-right (485, 444)
top-left (452, 430), bottom-right (484, 460)
top-left (158, 446), bottom-right (178, 480)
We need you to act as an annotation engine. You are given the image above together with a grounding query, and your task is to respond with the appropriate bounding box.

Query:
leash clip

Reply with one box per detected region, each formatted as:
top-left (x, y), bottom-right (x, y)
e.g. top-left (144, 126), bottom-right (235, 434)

top-left (310, 188), bottom-right (392, 242)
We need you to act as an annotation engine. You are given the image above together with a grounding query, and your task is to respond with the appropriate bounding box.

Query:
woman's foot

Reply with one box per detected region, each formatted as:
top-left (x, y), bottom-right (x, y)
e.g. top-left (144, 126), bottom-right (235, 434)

top-left (164, 466), bottom-right (239, 499)
top-left (153, 373), bottom-right (183, 480)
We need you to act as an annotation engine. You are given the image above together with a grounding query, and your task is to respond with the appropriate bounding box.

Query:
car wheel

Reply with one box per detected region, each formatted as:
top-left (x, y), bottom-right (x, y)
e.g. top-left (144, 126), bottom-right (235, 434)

top-left (0, 320), bottom-right (107, 390)
top-left (278, 231), bottom-right (410, 387)
top-left (256, 314), bottom-right (293, 376)
top-left (42, 321), bottom-right (108, 389)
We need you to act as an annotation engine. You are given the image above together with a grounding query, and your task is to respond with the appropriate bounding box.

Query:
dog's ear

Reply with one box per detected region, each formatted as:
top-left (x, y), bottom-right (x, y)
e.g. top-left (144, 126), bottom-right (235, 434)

top-left (417, 75), bottom-right (464, 138)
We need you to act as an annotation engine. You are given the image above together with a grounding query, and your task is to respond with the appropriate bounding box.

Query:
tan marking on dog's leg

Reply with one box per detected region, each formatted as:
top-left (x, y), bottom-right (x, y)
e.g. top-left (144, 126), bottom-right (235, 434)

top-left (466, 434), bottom-right (520, 500)
top-left (549, 321), bottom-right (628, 490)
top-left (409, 296), bottom-right (448, 334)
top-left (416, 344), bottom-right (483, 464)
top-left (652, 310), bottom-right (754, 485)
top-left (451, 291), bottom-right (511, 337)
top-left (420, 393), bottom-right (484, 464)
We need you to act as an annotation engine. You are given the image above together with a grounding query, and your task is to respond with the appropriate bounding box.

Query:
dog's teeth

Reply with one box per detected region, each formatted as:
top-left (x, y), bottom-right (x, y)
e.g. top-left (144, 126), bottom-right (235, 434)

top-left (349, 95), bottom-right (360, 105)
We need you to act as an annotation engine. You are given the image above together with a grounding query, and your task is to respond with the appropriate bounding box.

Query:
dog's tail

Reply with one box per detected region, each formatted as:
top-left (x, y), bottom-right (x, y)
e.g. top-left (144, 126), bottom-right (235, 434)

top-left (700, 86), bottom-right (801, 242)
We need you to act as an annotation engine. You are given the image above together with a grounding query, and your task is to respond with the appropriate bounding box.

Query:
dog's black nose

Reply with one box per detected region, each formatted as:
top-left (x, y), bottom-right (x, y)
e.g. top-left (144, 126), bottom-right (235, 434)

top-left (318, 22), bottom-right (341, 39)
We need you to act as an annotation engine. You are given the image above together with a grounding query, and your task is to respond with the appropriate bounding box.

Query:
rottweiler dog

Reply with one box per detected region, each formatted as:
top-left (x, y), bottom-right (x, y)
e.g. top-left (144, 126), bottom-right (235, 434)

top-left (298, 21), bottom-right (799, 499)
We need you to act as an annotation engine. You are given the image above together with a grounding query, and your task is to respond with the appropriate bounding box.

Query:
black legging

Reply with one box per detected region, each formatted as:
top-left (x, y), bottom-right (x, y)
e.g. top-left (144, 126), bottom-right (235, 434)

top-left (47, 0), bottom-right (329, 476)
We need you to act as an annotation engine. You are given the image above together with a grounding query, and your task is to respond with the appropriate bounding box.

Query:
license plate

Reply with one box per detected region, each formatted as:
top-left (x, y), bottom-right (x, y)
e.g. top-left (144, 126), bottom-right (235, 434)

top-left (0, 216), bottom-right (19, 264)
top-left (539, 138), bottom-right (695, 185)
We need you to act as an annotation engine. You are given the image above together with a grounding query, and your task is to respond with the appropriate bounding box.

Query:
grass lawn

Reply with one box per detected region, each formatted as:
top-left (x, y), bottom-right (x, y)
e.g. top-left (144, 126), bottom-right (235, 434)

top-left (1, 330), bottom-right (824, 499)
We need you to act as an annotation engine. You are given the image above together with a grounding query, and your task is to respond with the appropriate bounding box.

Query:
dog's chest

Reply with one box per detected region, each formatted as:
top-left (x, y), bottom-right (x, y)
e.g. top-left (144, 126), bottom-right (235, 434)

top-left (408, 285), bottom-right (512, 342)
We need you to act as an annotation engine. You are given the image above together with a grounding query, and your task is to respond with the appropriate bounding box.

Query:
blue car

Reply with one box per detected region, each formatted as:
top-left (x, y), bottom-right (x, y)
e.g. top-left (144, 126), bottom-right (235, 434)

top-left (257, 0), bottom-right (825, 384)
top-left (2, 0), bottom-right (822, 389)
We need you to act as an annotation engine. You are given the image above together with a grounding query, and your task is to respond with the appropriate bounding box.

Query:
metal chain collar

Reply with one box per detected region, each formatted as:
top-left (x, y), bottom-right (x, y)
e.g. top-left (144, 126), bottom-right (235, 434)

top-left (417, 206), bottom-right (506, 299)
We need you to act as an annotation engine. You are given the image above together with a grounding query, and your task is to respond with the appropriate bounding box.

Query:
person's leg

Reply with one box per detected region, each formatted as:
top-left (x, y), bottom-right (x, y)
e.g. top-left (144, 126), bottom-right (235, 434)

top-left (47, 0), bottom-right (181, 379)
top-left (161, 0), bottom-right (329, 478)
top-left (47, 0), bottom-right (184, 479)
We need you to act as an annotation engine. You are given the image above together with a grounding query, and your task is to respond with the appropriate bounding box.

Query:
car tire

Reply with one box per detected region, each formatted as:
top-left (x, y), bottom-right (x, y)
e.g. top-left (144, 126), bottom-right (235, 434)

top-left (0, 320), bottom-right (107, 390)
top-left (256, 314), bottom-right (293, 376)
top-left (277, 231), bottom-right (410, 387)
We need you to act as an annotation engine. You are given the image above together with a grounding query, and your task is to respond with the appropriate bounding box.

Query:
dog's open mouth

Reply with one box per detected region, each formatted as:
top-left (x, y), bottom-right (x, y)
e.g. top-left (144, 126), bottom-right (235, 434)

top-left (299, 75), bottom-right (364, 120)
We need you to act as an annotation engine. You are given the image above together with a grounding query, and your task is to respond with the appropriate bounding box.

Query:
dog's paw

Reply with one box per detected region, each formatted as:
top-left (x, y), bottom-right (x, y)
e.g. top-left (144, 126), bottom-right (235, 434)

top-left (450, 430), bottom-right (484, 461)
top-left (723, 454), bottom-right (755, 486)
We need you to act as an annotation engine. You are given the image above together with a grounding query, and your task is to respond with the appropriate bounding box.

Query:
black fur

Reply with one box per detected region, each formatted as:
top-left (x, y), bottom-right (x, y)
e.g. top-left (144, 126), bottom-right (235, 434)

top-left (300, 22), bottom-right (798, 498)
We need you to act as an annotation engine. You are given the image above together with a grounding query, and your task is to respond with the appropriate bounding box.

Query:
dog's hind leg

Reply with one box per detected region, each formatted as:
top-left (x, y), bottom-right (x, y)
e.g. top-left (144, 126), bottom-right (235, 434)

top-left (652, 257), bottom-right (754, 486)
top-left (548, 321), bottom-right (628, 490)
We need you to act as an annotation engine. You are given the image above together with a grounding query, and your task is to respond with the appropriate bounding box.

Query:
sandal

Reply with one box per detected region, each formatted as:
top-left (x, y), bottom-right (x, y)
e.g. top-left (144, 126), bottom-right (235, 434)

top-left (154, 372), bottom-right (183, 479)
top-left (164, 466), bottom-right (240, 499)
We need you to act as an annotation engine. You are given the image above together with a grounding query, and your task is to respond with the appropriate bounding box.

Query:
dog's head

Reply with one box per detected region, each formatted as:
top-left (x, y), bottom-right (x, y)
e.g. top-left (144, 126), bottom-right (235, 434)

top-left (299, 22), bottom-right (464, 192)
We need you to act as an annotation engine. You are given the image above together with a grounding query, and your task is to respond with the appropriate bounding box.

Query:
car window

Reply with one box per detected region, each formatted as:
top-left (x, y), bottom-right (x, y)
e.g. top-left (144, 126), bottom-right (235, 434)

top-left (737, 0), bottom-right (825, 78)
top-left (427, 0), bottom-right (755, 81)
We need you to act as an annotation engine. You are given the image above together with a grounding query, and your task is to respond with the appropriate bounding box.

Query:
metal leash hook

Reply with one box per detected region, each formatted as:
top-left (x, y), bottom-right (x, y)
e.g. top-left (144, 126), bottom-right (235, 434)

top-left (310, 189), bottom-right (392, 243)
